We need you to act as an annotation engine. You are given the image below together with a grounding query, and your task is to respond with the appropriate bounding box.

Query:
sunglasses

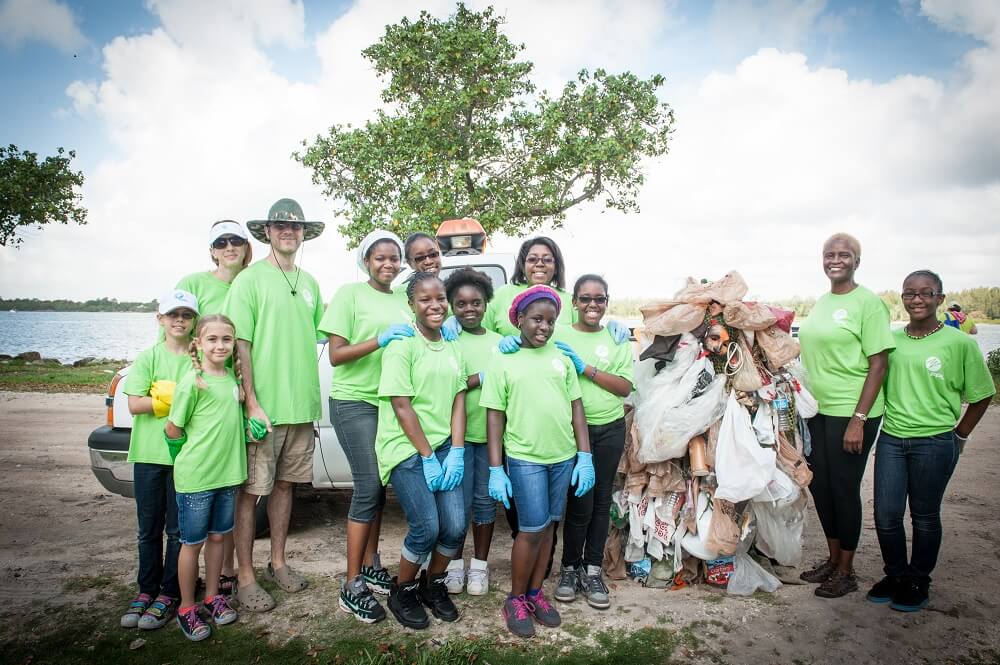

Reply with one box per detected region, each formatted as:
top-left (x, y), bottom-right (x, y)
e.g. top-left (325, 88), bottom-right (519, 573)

top-left (268, 221), bottom-right (304, 231)
top-left (411, 249), bottom-right (440, 264)
top-left (211, 236), bottom-right (247, 249)
top-left (576, 295), bottom-right (608, 305)
top-left (164, 311), bottom-right (196, 320)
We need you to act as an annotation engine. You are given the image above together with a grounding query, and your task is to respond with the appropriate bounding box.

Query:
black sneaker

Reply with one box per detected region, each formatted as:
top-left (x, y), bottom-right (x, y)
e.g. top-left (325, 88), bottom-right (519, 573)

top-left (362, 553), bottom-right (392, 596)
top-left (339, 575), bottom-right (386, 624)
top-left (890, 577), bottom-right (929, 613)
top-left (388, 577), bottom-right (430, 630)
top-left (866, 576), bottom-right (900, 604)
top-left (418, 571), bottom-right (459, 622)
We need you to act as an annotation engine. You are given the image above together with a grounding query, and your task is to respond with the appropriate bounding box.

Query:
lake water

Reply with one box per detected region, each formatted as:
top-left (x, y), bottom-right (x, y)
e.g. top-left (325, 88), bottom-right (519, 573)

top-left (1, 311), bottom-right (999, 364)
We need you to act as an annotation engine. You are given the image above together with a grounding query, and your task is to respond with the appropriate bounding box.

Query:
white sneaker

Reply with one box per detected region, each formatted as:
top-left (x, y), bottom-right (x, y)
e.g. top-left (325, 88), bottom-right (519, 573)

top-left (466, 558), bottom-right (489, 596)
top-left (443, 559), bottom-right (466, 594)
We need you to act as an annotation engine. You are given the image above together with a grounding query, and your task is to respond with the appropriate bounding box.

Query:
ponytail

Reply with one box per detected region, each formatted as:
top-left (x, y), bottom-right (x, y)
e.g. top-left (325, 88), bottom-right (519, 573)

top-left (189, 340), bottom-right (208, 389)
top-left (232, 348), bottom-right (246, 403)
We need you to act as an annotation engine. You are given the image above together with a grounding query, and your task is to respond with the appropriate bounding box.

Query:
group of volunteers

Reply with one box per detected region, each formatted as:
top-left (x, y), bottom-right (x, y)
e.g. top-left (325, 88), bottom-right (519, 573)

top-left (119, 195), bottom-right (993, 643)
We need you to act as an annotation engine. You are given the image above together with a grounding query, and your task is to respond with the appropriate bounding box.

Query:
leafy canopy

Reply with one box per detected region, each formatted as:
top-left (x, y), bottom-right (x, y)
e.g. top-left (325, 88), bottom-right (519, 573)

top-left (0, 145), bottom-right (87, 247)
top-left (296, 3), bottom-right (674, 246)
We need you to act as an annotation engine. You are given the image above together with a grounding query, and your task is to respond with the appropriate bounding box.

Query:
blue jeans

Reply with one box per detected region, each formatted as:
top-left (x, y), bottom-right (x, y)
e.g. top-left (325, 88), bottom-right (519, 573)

top-left (176, 487), bottom-right (237, 545)
top-left (874, 431), bottom-right (960, 581)
top-left (331, 398), bottom-right (386, 523)
top-left (462, 444), bottom-right (496, 526)
top-left (507, 456), bottom-right (574, 533)
top-left (133, 462), bottom-right (180, 598)
top-left (389, 440), bottom-right (467, 565)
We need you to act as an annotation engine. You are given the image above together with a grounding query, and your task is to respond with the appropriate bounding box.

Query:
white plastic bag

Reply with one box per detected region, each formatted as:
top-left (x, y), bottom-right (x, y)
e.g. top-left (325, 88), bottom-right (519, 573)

top-left (752, 467), bottom-right (799, 506)
top-left (634, 333), bottom-right (701, 410)
top-left (752, 492), bottom-right (807, 566)
top-left (790, 377), bottom-right (819, 419)
top-left (726, 550), bottom-right (782, 596)
top-left (752, 402), bottom-right (776, 446)
top-left (715, 392), bottom-right (777, 503)
top-left (636, 373), bottom-right (727, 463)
top-left (680, 491), bottom-right (718, 560)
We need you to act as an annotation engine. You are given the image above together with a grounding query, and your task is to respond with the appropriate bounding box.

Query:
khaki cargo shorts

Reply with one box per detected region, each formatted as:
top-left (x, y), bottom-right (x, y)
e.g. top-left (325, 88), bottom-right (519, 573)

top-left (244, 423), bottom-right (315, 496)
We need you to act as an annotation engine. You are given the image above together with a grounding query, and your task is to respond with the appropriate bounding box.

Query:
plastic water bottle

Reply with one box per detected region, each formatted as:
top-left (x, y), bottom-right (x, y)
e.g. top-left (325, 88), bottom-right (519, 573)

top-left (774, 394), bottom-right (792, 432)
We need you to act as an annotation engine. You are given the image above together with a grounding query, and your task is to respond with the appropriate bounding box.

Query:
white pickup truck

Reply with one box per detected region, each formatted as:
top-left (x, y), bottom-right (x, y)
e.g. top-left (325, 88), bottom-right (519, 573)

top-left (87, 251), bottom-right (516, 508)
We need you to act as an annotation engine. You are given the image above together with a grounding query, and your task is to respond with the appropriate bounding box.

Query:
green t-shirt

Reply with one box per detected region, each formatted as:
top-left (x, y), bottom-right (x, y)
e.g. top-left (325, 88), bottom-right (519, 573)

top-left (554, 326), bottom-right (635, 425)
top-left (318, 282), bottom-right (415, 405)
top-left (456, 329), bottom-right (503, 443)
top-left (482, 283), bottom-right (576, 337)
top-left (375, 335), bottom-right (466, 484)
top-left (123, 342), bottom-right (194, 465)
top-left (798, 285), bottom-right (895, 418)
top-left (222, 260), bottom-right (324, 425)
top-left (168, 369), bottom-right (248, 493)
top-left (176, 271), bottom-right (231, 315)
top-left (479, 342), bottom-right (582, 464)
top-left (882, 325), bottom-right (996, 438)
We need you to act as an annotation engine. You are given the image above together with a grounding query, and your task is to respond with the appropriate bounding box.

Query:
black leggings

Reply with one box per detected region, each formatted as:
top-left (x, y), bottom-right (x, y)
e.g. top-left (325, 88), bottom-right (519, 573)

top-left (561, 418), bottom-right (626, 569)
top-left (806, 413), bottom-right (881, 551)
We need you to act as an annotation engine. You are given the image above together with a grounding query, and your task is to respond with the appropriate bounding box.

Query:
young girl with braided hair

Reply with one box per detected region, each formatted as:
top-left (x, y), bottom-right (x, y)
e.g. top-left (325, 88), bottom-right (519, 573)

top-left (164, 314), bottom-right (249, 641)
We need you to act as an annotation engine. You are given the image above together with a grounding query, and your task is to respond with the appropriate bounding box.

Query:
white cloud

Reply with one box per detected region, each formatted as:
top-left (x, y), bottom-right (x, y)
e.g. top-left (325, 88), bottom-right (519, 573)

top-left (0, 0), bottom-right (87, 52)
top-left (1, 0), bottom-right (998, 307)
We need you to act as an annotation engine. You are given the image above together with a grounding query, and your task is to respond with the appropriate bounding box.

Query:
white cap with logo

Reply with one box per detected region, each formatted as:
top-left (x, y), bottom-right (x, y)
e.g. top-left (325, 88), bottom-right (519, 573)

top-left (158, 289), bottom-right (200, 315)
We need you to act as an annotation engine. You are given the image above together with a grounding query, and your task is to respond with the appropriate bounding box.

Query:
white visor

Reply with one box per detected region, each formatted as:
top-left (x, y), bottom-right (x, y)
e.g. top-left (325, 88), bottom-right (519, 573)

top-left (158, 289), bottom-right (200, 315)
top-left (209, 221), bottom-right (248, 245)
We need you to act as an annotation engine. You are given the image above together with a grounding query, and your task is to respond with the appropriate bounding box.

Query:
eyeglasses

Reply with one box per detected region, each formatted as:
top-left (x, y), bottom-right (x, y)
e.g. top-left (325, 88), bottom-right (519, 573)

top-left (211, 236), bottom-right (247, 249)
top-left (411, 250), bottom-right (440, 263)
top-left (525, 256), bottom-right (555, 266)
top-left (268, 221), bottom-right (304, 231)
top-left (901, 291), bottom-right (939, 301)
top-left (164, 311), bottom-right (195, 320)
top-left (576, 295), bottom-right (608, 305)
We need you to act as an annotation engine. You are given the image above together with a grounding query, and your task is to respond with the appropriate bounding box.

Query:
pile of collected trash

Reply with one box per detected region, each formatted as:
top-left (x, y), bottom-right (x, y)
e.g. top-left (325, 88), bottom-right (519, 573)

top-left (603, 271), bottom-right (818, 595)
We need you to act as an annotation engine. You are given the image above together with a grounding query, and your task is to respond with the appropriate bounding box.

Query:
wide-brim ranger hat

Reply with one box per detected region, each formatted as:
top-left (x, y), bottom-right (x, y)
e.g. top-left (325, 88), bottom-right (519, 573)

top-left (246, 198), bottom-right (325, 243)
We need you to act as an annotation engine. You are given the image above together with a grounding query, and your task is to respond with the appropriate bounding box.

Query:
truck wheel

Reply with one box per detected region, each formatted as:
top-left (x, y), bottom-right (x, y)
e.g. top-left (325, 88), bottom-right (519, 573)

top-left (254, 494), bottom-right (270, 538)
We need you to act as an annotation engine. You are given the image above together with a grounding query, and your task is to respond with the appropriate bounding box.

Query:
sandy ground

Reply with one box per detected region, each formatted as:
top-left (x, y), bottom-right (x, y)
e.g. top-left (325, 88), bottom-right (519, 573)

top-left (1, 390), bottom-right (998, 664)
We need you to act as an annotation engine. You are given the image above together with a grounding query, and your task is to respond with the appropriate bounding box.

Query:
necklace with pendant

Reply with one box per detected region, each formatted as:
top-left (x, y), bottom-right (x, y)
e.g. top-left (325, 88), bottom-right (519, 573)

top-left (416, 324), bottom-right (445, 351)
top-left (904, 321), bottom-right (943, 340)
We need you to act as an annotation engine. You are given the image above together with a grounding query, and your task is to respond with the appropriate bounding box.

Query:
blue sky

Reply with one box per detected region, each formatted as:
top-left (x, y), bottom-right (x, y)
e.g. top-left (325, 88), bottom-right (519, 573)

top-left (1, 0), bottom-right (997, 300)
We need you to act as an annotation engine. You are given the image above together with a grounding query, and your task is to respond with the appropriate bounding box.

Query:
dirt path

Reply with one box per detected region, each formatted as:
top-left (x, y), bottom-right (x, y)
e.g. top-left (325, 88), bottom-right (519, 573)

top-left (1, 390), bottom-right (998, 663)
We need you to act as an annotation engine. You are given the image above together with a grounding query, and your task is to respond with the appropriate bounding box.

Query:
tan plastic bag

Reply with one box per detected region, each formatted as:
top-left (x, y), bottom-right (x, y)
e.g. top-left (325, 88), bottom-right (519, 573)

top-left (777, 432), bottom-right (813, 488)
top-left (673, 272), bottom-right (749, 304)
top-left (756, 325), bottom-right (800, 369)
top-left (705, 497), bottom-right (741, 556)
top-left (723, 301), bottom-right (777, 331)
top-left (727, 337), bottom-right (764, 392)
top-left (640, 302), bottom-right (707, 336)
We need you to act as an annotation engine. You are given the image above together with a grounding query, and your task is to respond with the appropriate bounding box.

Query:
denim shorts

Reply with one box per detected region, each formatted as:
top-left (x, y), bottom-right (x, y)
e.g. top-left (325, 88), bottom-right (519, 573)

top-left (462, 443), bottom-right (496, 525)
top-left (176, 486), bottom-right (236, 545)
top-left (506, 455), bottom-right (574, 533)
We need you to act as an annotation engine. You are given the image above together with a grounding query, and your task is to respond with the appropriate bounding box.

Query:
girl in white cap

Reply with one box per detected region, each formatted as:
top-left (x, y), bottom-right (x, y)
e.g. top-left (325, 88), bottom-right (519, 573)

top-left (120, 290), bottom-right (200, 632)
top-left (318, 230), bottom-right (415, 624)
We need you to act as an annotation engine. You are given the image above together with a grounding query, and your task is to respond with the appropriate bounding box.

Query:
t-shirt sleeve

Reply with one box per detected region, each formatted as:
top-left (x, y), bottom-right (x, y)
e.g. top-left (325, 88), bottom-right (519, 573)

top-left (961, 338), bottom-right (997, 403)
top-left (611, 342), bottom-right (636, 390)
top-left (378, 341), bottom-right (414, 398)
top-left (123, 348), bottom-right (154, 397)
top-left (223, 274), bottom-right (256, 342)
top-left (478, 359), bottom-right (508, 410)
top-left (311, 278), bottom-right (325, 339)
top-left (860, 296), bottom-right (895, 357)
top-left (168, 372), bottom-right (197, 429)
top-left (317, 285), bottom-right (354, 340)
top-left (565, 359), bottom-right (583, 402)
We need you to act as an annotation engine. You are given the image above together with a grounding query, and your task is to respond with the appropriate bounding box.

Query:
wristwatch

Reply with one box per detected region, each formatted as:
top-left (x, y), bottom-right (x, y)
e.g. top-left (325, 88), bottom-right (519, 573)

top-left (852, 412), bottom-right (868, 422)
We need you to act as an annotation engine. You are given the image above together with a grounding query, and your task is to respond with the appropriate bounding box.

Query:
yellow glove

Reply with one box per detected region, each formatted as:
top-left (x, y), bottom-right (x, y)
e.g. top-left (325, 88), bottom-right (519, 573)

top-left (150, 380), bottom-right (176, 419)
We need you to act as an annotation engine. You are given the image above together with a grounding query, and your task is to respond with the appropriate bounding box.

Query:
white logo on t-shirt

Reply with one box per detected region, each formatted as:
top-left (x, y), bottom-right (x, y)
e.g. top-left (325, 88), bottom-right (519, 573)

top-left (832, 309), bottom-right (849, 325)
top-left (448, 355), bottom-right (460, 375)
top-left (302, 290), bottom-right (314, 308)
top-left (925, 356), bottom-right (944, 380)
top-left (232, 385), bottom-right (240, 401)
top-left (552, 358), bottom-right (566, 376)
top-left (595, 344), bottom-right (610, 367)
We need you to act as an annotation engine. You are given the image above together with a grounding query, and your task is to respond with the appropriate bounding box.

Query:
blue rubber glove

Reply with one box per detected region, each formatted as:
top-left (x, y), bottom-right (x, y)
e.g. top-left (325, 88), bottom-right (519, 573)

top-left (440, 446), bottom-right (465, 491)
top-left (378, 323), bottom-right (414, 348)
top-left (607, 319), bottom-right (630, 345)
top-left (421, 452), bottom-right (444, 492)
top-left (554, 341), bottom-right (586, 375)
top-left (441, 316), bottom-right (462, 342)
top-left (498, 335), bottom-right (522, 354)
top-left (571, 451), bottom-right (596, 497)
top-left (488, 465), bottom-right (513, 509)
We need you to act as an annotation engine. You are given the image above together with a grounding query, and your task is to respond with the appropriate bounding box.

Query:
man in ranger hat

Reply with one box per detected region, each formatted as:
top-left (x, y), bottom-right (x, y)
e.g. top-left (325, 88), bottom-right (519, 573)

top-left (223, 198), bottom-right (325, 612)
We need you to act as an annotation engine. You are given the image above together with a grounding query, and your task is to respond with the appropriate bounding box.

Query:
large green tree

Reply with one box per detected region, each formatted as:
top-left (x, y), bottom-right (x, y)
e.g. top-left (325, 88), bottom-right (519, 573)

top-left (296, 3), bottom-right (674, 246)
top-left (0, 144), bottom-right (87, 247)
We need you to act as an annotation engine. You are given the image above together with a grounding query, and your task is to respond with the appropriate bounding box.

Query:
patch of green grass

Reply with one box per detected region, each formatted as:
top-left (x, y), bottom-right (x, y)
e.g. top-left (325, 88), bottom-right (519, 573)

top-left (0, 359), bottom-right (122, 393)
top-left (3, 585), bottom-right (680, 665)
top-left (560, 621), bottom-right (591, 640)
top-left (62, 574), bottom-right (116, 593)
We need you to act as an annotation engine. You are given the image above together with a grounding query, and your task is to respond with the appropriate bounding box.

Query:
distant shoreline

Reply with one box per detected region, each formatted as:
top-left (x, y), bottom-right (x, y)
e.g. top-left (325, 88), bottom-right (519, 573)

top-left (1, 298), bottom-right (156, 313)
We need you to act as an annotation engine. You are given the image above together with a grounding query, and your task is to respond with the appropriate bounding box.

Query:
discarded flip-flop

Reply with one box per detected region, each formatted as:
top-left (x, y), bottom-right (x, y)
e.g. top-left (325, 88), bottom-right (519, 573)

top-left (235, 581), bottom-right (276, 613)
top-left (264, 562), bottom-right (308, 593)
